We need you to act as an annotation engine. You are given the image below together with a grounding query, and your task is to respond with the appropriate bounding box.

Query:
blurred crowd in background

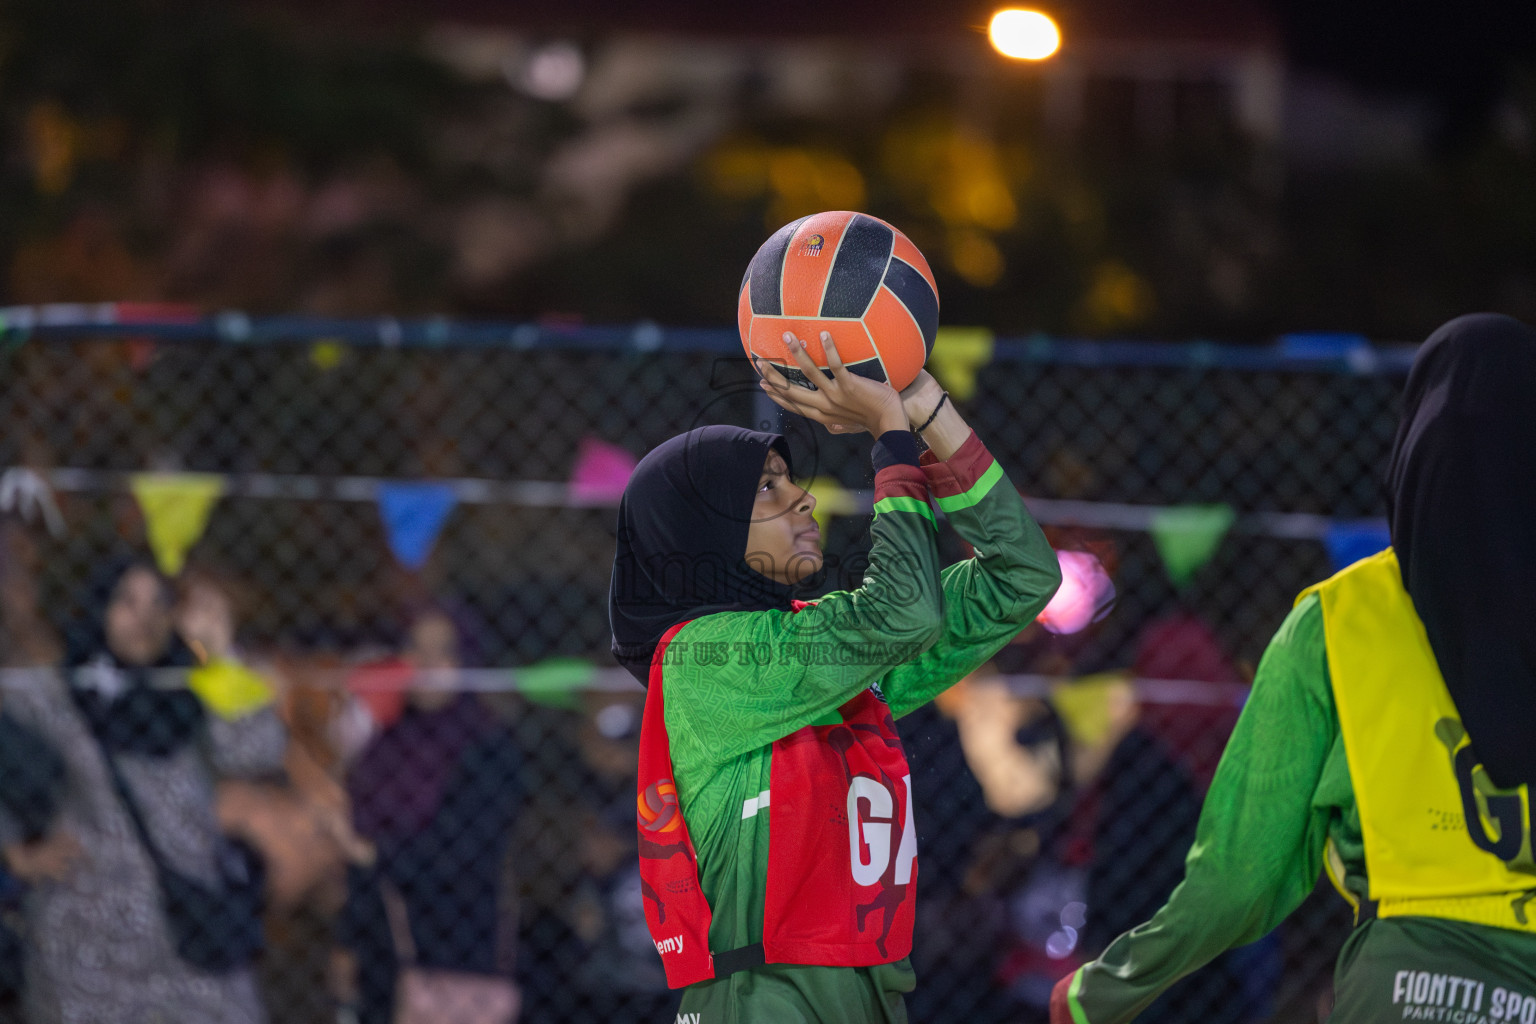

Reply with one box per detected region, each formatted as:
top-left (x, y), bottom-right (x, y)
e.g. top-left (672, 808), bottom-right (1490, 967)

top-left (0, 528), bottom-right (1320, 1024)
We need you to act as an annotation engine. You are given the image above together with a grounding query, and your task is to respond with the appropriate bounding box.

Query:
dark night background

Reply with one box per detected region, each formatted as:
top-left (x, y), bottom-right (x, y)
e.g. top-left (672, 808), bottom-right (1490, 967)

top-left (1, 0), bottom-right (1533, 340)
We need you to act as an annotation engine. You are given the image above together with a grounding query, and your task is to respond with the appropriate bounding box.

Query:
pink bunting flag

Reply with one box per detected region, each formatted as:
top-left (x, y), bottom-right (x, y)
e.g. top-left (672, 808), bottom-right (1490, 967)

top-left (569, 436), bottom-right (637, 505)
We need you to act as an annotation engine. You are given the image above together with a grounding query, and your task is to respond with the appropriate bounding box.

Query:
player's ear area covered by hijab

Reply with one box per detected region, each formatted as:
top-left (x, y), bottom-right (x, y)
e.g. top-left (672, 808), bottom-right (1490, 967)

top-left (1386, 312), bottom-right (1536, 789)
top-left (609, 425), bottom-right (799, 685)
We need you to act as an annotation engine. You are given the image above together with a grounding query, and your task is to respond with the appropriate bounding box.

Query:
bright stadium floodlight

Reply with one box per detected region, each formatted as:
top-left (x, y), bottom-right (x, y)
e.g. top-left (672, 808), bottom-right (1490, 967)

top-left (988, 8), bottom-right (1061, 61)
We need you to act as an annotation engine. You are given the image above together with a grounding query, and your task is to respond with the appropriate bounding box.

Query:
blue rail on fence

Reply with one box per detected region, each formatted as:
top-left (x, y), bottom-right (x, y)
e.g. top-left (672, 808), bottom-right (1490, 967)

top-left (0, 303), bottom-right (1418, 375)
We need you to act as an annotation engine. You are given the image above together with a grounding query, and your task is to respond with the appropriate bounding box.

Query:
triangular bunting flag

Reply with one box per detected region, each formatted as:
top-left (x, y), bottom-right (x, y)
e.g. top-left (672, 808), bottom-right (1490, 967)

top-left (188, 660), bottom-right (275, 721)
top-left (928, 327), bottom-right (995, 401)
top-left (516, 657), bottom-right (597, 710)
top-left (377, 482), bottom-right (457, 570)
top-left (130, 473), bottom-right (225, 576)
top-left (1150, 504), bottom-right (1235, 588)
top-left (1325, 520), bottom-right (1391, 571)
top-left (1050, 671), bottom-right (1135, 748)
top-left (309, 338), bottom-right (347, 372)
top-left (569, 436), bottom-right (637, 505)
top-left (804, 476), bottom-right (857, 534)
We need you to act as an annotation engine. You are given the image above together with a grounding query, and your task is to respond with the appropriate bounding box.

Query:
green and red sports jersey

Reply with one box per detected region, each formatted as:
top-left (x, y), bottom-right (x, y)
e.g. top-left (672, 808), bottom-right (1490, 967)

top-left (636, 432), bottom-right (1061, 1013)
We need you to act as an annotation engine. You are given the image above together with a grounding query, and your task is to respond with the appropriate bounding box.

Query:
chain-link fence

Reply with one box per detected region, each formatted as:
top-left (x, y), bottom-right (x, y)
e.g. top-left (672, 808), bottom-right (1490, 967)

top-left (0, 309), bottom-right (1412, 1024)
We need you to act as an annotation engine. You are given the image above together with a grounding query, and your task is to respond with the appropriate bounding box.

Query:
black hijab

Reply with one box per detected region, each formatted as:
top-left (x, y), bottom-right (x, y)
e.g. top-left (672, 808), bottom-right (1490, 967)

top-left (609, 425), bottom-right (798, 684)
top-left (65, 556), bottom-right (204, 756)
top-left (1385, 313), bottom-right (1536, 789)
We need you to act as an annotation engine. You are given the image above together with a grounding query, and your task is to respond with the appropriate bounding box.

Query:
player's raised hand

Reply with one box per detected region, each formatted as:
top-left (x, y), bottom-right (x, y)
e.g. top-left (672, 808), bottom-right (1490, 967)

top-left (756, 331), bottom-right (907, 436)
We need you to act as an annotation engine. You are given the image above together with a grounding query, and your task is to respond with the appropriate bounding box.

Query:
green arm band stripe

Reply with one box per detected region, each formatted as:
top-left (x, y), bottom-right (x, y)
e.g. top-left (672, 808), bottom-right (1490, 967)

top-left (1068, 968), bottom-right (1091, 1024)
top-left (934, 459), bottom-right (1004, 513)
top-left (872, 495), bottom-right (936, 527)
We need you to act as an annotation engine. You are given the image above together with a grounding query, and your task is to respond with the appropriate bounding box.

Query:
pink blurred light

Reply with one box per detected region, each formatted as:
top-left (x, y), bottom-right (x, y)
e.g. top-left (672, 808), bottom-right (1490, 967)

top-left (1037, 549), bottom-right (1116, 634)
top-left (569, 435), bottom-right (636, 504)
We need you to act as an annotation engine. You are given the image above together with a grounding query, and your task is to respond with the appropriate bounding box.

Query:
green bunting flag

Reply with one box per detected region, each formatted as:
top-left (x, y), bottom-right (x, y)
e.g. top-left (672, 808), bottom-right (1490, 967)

top-left (517, 657), bottom-right (598, 710)
top-left (1150, 503), bottom-right (1234, 588)
top-left (130, 473), bottom-right (225, 576)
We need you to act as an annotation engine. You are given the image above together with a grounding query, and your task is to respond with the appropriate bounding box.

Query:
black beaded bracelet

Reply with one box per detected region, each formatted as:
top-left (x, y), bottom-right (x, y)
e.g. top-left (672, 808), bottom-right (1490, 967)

top-left (913, 391), bottom-right (950, 433)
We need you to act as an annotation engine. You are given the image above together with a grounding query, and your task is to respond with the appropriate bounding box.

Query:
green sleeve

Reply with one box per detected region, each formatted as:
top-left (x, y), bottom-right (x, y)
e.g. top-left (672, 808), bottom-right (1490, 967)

top-left (882, 434), bottom-right (1062, 720)
top-left (1067, 594), bottom-right (1336, 1024)
top-left (663, 462), bottom-right (944, 768)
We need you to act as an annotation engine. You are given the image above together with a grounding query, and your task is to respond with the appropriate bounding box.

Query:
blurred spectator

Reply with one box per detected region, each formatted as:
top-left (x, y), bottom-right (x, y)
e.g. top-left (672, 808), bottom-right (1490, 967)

top-left (335, 606), bottom-right (522, 1024)
top-left (1054, 669), bottom-right (1272, 1024)
top-left (925, 666), bottom-right (1077, 1019)
top-left (1130, 607), bottom-right (1247, 792)
top-left (0, 556), bottom-right (287, 1024)
top-left (0, 499), bottom-right (67, 1020)
top-left (179, 567), bottom-right (370, 1024)
top-left (937, 659), bottom-right (1269, 1022)
top-left (516, 687), bottom-right (675, 1023)
top-left (0, 513), bottom-right (62, 669)
top-left (901, 668), bottom-right (1073, 1024)
top-left (1123, 607), bottom-right (1282, 1020)
top-left (178, 569), bottom-right (367, 909)
top-left (1059, 674), bottom-right (1201, 954)
top-left (0, 709), bottom-right (64, 1024)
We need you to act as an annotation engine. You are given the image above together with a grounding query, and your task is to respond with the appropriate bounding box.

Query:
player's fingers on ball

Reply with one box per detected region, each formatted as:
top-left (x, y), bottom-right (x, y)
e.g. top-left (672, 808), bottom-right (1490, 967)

top-left (760, 387), bottom-right (797, 412)
top-left (783, 331), bottom-right (825, 385)
top-left (820, 331), bottom-right (848, 377)
top-left (821, 335), bottom-right (856, 390)
top-left (780, 331), bottom-right (804, 362)
top-left (762, 387), bottom-right (821, 418)
top-left (761, 361), bottom-right (810, 402)
top-left (817, 332), bottom-right (855, 393)
top-left (764, 380), bottom-right (828, 416)
top-left (756, 356), bottom-right (795, 390)
top-left (758, 362), bottom-right (792, 389)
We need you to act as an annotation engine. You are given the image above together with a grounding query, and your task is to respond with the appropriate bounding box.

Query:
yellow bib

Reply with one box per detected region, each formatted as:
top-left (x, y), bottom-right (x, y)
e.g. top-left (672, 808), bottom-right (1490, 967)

top-left (1300, 548), bottom-right (1536, 932)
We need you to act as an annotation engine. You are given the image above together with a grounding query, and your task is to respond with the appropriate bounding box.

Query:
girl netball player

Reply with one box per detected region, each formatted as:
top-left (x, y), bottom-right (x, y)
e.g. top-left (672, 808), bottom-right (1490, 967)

top-left (610, 331), bottom-right (1061, 1022)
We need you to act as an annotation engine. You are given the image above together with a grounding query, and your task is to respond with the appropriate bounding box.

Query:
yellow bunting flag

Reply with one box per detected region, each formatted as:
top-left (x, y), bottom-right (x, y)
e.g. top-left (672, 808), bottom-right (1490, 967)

top-left (928, 327), bottom-right (995, 401)
top-left (1051, 671), bottom-right (1135, 748)
top-left (188, 660), bottom-right (275, 720)
top-left (129, 473), bottom-right (224, 576)
top-left (309, 339), bottom-right (347, 371)
top-left (803, 476), bottom-right (857, 535)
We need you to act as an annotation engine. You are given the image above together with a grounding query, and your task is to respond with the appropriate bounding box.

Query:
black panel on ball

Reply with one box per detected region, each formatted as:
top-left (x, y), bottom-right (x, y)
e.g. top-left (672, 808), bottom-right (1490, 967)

top-left (748, 217), bottom-right (807, 316)
top-left (882, 258), bottom-right (939, 354)
top-left (774, 357), bottom-right (887, 389)
top-left (819, 215), bottom-right (895, 319)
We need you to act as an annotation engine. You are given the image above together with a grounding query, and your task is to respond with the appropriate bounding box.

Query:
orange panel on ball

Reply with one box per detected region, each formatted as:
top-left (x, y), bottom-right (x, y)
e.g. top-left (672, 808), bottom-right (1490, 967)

top-left (736, 280), bottom-right (754, 343)
top-left (861, 287), bottom-right (928, 389)
top-left (745, 316), bottom-right (880, 373)
top-left (779, 212), bottom-right (854, 318)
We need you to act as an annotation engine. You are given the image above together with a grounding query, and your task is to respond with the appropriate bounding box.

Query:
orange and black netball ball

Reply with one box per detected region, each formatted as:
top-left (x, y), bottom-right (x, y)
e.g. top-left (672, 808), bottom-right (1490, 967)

top-left (738, 211), bottom-right (939, 391)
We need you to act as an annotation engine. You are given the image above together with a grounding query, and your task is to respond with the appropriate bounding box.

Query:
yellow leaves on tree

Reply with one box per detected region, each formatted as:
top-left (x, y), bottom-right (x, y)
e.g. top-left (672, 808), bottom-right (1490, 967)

top-left (703, 141), bottom-right (866, 228)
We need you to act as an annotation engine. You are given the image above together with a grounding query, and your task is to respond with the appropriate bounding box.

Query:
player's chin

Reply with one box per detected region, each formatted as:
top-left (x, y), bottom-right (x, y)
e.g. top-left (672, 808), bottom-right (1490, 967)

top-left (785, 550), bottom-right (824, 583)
